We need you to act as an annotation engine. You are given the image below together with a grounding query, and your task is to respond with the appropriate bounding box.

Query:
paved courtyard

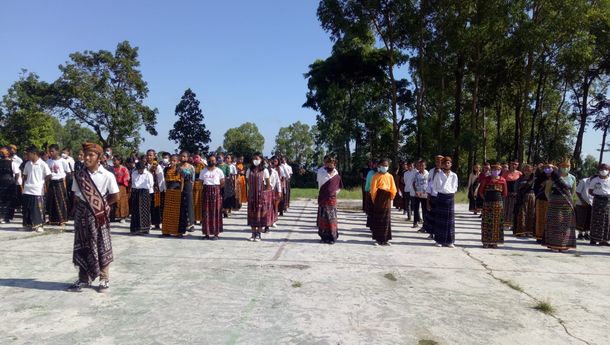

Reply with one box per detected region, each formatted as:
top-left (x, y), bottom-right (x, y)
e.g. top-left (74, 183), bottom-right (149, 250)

top-left (0, 199), bottom-right (609, 345)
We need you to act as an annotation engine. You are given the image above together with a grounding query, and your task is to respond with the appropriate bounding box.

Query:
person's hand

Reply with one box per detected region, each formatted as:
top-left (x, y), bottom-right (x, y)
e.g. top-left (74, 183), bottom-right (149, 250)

top-left (426, 201), bottom-right (432, 212)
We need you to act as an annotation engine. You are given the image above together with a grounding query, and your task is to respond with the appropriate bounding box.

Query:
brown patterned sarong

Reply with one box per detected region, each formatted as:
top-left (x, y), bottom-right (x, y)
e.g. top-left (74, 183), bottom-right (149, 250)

top-left (544, 192), bottom-right (576, 250)
top-left (47, 179), bottom-right (68, 225)
top-left (370, 189), bottom-right (392, 243)
top-left (590, 196), bottom-right (610, 242)
top-left (202, 185), bottom-right (223, 236)
top-left (162, 189), bottom-right (182, 235)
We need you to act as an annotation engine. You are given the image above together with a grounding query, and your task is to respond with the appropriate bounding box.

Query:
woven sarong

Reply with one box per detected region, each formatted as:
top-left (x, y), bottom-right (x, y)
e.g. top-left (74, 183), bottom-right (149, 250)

top-left (435, 193), bottom-right (455, 245)
top-left (370, 189), bottom-right (392, 243)
top-left (514, 191), bottom-right (536, 237)
top-left (575, 204), bottom-right (592, 232)
top-left (22, 194), bottom-right (45, 228)
top-left (47, 179), bottom-right (68, 225)
top-left (591, 196), bottom-right (610, 242)
top-left (535, 200), bottom-right (548, 241)
top-left (544, 193), bottom-right (576, 250)
top-left (162, 189), bottom-right (182, 235)
top-left (202, 184), bottom-right (223, 236)
top-left (130, 189), bottom-right (151, 233)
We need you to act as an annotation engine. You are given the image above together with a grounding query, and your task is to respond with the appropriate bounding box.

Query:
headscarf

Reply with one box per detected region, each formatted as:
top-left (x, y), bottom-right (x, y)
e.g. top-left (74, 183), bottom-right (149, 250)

top-left (82, 142), bottom-right (103, 156)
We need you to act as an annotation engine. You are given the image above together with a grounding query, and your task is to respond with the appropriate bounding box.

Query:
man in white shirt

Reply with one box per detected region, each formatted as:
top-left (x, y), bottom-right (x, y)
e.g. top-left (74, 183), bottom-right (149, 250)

top-left (199, 155), bottom-right (225, 239)
top-left (46, 144), bottom-right (70, 225)
top-left (588, 164), bottom-right (610, 245)
top-left (430, 156), bottom-right (458, 248)
top-left (402, 161), bottom-right (415, 220)
top-left (280, 157), bottom-right (293, 213)
top-left (575, 176), bottom-right (593, 240)
top-left (130, 161), bottom-right (154, 234)
top-left (62, 147), bottom-right (77, 218)
top-left (424, 155), bottom-right (444, 237)
top-left (68, 142), bottom-right (119, 293)
top-left (268, 157), bottom-right (283, 230)
top-left (22, 146), bottom-right (51, 232)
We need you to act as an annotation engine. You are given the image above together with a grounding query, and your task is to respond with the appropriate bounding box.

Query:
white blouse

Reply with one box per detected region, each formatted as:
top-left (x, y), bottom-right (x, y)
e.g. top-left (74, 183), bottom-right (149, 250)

top-left (132, 170), bottom-right (155, 193)
top-left (199, 167), bottom-right (225, 186)
top-left (589, 177), bottom-right (610, 197)
top-left (432, 170), bottom-right (459, 195)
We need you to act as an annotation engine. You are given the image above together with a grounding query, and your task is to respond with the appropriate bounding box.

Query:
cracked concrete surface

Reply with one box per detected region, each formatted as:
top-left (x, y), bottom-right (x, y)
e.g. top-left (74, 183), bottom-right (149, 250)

top-left (1, 199), bottom-right (609, 345)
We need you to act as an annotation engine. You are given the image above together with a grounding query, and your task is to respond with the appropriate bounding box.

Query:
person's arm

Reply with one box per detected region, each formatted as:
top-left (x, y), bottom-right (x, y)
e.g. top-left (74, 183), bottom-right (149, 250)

top-left (478, 178), bottom-right (486, 198)
top-left (389, 175), bottom-right (397, 199)
top-left (220, 178), bottom-right (225, 188)
top-left (501, 179), bottom-right (508, 198)
top-left (107, 193), bottom-right (119, 206)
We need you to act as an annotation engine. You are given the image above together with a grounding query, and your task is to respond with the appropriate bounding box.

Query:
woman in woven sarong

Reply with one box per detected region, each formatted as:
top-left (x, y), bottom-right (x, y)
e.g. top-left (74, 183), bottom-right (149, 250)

top-left (513, 164), bottom-right (535, 237)
top-left (364, 160), bottom-right (378, 228)
top-left (589, 164), bottom-right (610, 246)
top-left (0, 148), bottom-right (18, 224)
top-left (236, 156), bottom-right (248, 204)
top-left (192, 155), bottom-right (206, 225)
top-left (179, 151), bottom-right (195, 233)
top-left (130, 160), bottom-right (153, 234)
top-left (247, 154), bottom-right (271, 242)
top-left (199, 155), bottom-right (225, 239)
top-left (111, 156), bottom-right (130, 222)
top-left (430, 156), bottom-right (458, 248)
top-left (534, 164), bottom-right (552, 243)
top-left (543, 161), bottom-right (577, 252)
top-left (161, 155), bottom-right (184, 237)
top-left (370, 158), bottom-right (397, 246)
top-left (479, 164), bottom-right (507, 248)
top-left (467, 164), bottom-right (481, 214)
top-left (575, 175), bottom-right (594, 240)
top-left (317, 155), bottom-right (343, 244)
top-left (501, 160), bottom-right (522, 230)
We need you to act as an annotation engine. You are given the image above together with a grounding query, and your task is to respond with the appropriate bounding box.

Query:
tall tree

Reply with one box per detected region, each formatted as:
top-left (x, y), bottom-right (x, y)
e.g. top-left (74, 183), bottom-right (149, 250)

top-left (223, 122), bottom-right (264, 158)
top-left (52, 41), bottom-right (158, 153)
top-left (168, 89), bottom-right (211, 154)
top-left (274, 121), bottom-right (315, 166)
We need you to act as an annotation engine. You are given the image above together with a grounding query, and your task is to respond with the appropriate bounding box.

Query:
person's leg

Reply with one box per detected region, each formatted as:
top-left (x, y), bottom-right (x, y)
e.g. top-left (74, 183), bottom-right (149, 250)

top-left (412, 197), bottom-right (420, 226)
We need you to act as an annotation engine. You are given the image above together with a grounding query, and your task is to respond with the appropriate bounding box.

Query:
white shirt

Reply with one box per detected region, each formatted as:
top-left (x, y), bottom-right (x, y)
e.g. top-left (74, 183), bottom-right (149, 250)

top-left (72, 166), bottom-right (120, 201)
top-left (280, 163), bottom-right (293, 178)
top-left (576, 178), bottom-right (592, 206)
top-left (412, 170), bottom-right (429, 197)
top-left (46, 158), bottom-right (69, 180)
top-left (131, 170), bottom-right (154, 193)
top-left (12, 155), bottom-right (23, 166)
top-left (148, 163), bottom-right (166, 192)
top-left (246, 168), bottom-right (270, 180)
top-left (229, 164), bottom-right (237, 175)
top-left (317, 167), bottom-right (341, 193)
top-left (432, 170), bottom-right (459, 195)
top-left (269, 168), bottom-right (282, 193)
top-left (589, 177), bottom-right (610, 197)
top-left (23, 158), bottom-right (52, 196)
top-left (199, 167), bottom-right (225, 186)
top-left (403, 169), bottom-right (416, 193)
top-left (427, 167), bottom-right (441, 196)
top-left (63, 156), bottom-right (75, 173)
top-left (11, 161), bottom-right (22, 185)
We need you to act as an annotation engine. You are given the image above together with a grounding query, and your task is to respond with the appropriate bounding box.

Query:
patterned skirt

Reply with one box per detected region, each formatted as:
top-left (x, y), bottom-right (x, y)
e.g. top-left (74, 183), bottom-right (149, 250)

top-left (234, 179), bottom-right (243, 211)
top-left (284, 179), bottom-right (291, 210)
top-left (111, 185), bottom-right (130, 220)
top-left (482, 199), bottom-right (504, 245)
top-left (364, 192), bottom-right (373, 227)
top-left (223, 176), bottom-right (236, 209)
top-left (22, 194), bottom-right (45, 228)
top-left (130, 189), bottom-right (151, 233)
top-left (266, 190), bottom-right (277, 226)
top-left (0, 178), bottom-right (16, 221)
top-left (248, 190), bottom-right (270, 228)
top-left (73, 199), bottom-right (113, 281)
top-left (239, 176), bottom-right (248, 203)
top-left (47, 179), bottom-right (68, 225)
top-left (370, 189), bottom-right (392, 243)
top-left (317, 203), bottom-right (338, 241)
top-left (535, 200), bottom-right (548, 241)
top-left (590, 196), bottom-right (610, 242)
top-left (544, 194), bottom-right (576, 250)
top-left (179, 182), bottom-right (194, 232)
top-left (162, 189), bottom-right (182, 235)
top-left (423, 196), bottom-right (436, 234)
top-left (434, 193), bottom-right (455, 245)
top-left (151, 191), bottom-right (163, 226)
top-left (514, 191), bottom-right (535, 237)
top-left (193, 180), bottom-right (204, 222)
top-left (575, 204), bottom-right (592, 232)
top-left (202, 185), bottom-right (223, 236)
top-left (503, 193), bottom-right (517, 227)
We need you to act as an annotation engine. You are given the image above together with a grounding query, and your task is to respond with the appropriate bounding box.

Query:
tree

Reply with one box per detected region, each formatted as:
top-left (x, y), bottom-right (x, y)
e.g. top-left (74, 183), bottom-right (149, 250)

top-left (223, 122), bottom-right (264, 158)
top-left (52, 41), bottom-right (158, 153)
top-left (592, 94), bottom-right (610, 164)
top-left (582, 154), bottom-right (599, 177)
top-left (274, 121), bottom-right (315, 166)
top-left (0, 71), bottom-right (58, 149)
top-left (57, 119), bottom-right (99, 152)
top-left (168, 89), bottom-right (211, 154)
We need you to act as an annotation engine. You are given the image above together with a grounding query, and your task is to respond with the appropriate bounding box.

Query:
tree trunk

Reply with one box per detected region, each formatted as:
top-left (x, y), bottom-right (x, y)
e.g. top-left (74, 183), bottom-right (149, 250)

top-left (600, 126), bottom-right (608, 165)
top-left (527, 68), bottom-right (546, 163)
top-left (573, 76), bottom-right (590, 167)
top-left (496, 100), bottom-right (502, 162)
top-left (453, 53), bottom-right (464, 174)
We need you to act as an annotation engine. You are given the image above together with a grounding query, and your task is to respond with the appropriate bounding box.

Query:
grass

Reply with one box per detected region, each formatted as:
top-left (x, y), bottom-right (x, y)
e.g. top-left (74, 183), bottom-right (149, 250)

top-left (533, 300), bottom-right (556, 315)
top-left (384, 273), bottom-right (398, 282)
top-left (291, 187), bottom-right (469, 202)
top-left (291, 281), bottom-right (302, 288)
top-left (499, 279), bottom-right (524, 292)
top-left (418, 340), bottom-right (440, 345)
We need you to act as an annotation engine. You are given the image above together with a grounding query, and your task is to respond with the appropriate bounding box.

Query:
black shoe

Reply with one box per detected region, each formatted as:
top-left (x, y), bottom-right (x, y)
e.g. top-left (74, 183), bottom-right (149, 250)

top-left (584, 233), bottom-right (591, 240)
top-left (97, 280), bottom-right (109, 293)
top-left (67, 280), bottom-right (89, 292)
top-left (578, 233), bottom-right (584, 240)
top-left (590, 240), bottom-right (597, 245)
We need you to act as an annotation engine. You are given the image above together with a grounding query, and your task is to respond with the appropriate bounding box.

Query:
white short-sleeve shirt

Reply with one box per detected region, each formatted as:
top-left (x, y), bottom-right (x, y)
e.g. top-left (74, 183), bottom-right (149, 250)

top-left (11, 161), bottom-right (22, 185)
top-left (131, 170), bottom-right (155, 193)
top-left (269, 168), bottom-right (282, 193)
top-left (72, 165), bottom-right (120, 201)
top-left (432, 170), bottom-right (459, 195)
top-left (199, 167), bottom-right (225, 186)
top-left (576, 178), bottom-right (592, 205)
top-left (46, 158), bottom-right (68, 180)
top-left (23, 158), bottom-right (51, 196)
top-left (589, 177), bottom-right (610, 197)
top-left (246, 168), bottom-right (270, 180)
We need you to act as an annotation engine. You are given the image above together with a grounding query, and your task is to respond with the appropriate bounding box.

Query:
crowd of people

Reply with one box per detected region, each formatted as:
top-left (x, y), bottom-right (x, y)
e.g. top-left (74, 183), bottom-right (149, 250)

top-left (366, 156), bottom-right (610, 253)
top-left (1, 141), bottom-right (609, 293)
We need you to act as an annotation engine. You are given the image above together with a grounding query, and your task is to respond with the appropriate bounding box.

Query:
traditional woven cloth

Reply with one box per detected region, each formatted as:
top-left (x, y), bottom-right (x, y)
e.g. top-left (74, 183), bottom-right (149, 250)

top-left (544, 190), bottom-right (576, 250)
top-left (514, 190), bottom-right (536, 237)
top-left (435, 193), bottom-right (455, 245)
top-left (47, 179), bottom-right (68, 225)
top-left (575, 204), bottom-right (592, 232)
top-left (590, 196), bottom-right (610, 242)
top-left (370, 189), bottom-right (392, 243)
top-left (110, 185), bottom-right (129, 220)
top-left (481, 183), bottom-right (504, 245)
top-left (162, 189), bottom-right (182, 235)
top-left (129, 189), bottom-right (151, 233)
top-left (202, 184), bottom-right (223, 236)
top-left (193, 180), bottom-right (203, 222)
top-left (247, 169), bottom-right (269, 228)
top-left (0, 160), bottom-right (16, 221)
top-left (317, 174), bottom-right (342, 242)
top-left (535, 200), bottom-right (548, 241)
top-left (22, 194), bottom-right (45, 228)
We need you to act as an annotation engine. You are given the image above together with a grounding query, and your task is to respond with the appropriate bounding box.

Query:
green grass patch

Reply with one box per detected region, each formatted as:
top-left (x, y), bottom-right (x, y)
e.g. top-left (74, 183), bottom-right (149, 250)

top-left (384, 273), bottom-right (397, 282)
top-left (499, 279), bottom-right (524, 292)
top-left (291, 281), bottom-right (302, 288)
top-left (418, 340), bottom-right (440, 345)
top-left (533, 300), bottom-right (555, 315)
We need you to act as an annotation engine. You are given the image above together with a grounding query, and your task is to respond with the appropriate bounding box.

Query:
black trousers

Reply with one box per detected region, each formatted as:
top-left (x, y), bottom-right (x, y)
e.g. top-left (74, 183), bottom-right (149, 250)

top-left (411, 196), bottom-right (427, 224)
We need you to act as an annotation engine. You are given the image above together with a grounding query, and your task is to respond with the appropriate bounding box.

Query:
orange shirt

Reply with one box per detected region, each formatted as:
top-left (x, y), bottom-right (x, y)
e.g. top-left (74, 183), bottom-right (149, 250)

top-left (370, 172), bottom-right (397, 202)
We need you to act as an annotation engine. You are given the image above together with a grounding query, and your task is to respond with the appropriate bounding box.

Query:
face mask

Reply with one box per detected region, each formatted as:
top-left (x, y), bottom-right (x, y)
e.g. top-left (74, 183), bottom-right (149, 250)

top-left (491, 170), bottom-right (500, 177)
top-left (485, 171), bottom-right (491, 177)
top-left (208, 162), bottom-right (216, 167)
top-left (218, 158), bottom-right (224, 164)
top-left (544, 168), bottom-right (553, 174)
top-left (61, 153), bottom-right (68, 159)
top-left (378, 166), bottom-right (388, 173)
top-left (253, 159), bottom-right (261, 166)
top-left (559, 168), bottom-right (568, 174)
top-left (162, 158), bottom-right (169, 165)
top-left (600, 170), bottom-right (609, 177)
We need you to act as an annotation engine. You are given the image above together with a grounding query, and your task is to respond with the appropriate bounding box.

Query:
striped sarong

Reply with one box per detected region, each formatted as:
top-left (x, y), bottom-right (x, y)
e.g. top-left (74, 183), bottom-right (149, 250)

top-left (590, 196), bottom-right (610, 242)
top-left (202, 185), bottom-right (223, 236)
top-left (544, 193), bottom-right (576, 250)
top-left (435, 193), bottom-right (455, 245)
top-left (130, 189), bottom-right (151, 233)
top-left (162, 189), bottom-right (182, 235)
top-left (370, 189), bottom-right (392, 243)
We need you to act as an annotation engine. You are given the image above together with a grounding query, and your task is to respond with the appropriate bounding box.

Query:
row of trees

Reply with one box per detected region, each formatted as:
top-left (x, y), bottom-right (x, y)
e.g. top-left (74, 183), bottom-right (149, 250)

top-left (304, 0), bottom-right (610, 178)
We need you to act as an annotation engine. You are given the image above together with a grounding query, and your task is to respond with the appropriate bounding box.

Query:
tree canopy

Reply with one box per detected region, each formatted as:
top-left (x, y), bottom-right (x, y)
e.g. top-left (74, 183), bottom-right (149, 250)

top-left (223, 122), bottom-right (264, 158)
top-left (274, 121), bottom-right (315, 166)
top-left (168, 88), bottom-right (211, 154)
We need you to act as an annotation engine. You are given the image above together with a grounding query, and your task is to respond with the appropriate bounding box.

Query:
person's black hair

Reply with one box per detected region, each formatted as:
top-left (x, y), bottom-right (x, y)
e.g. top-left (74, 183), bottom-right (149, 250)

top-left (48, 144), bottom-right (59, 151)
top-left (25, 145), bottom-right (38, 153)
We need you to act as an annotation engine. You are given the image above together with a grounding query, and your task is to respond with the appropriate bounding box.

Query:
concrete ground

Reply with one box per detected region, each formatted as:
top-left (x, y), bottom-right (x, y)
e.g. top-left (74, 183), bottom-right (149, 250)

top-left (0, 199), bottom-right (608, 345)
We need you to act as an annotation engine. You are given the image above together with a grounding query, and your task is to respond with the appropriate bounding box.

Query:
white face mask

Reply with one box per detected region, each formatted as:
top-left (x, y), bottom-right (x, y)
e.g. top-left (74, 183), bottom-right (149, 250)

top-left (61, 153), bottom-right (68, 159)
top-left (162, 158), bottom-right (169, 164)
top-left (378, 166), bottom-right (388, 173)
top-left (253, 159), bottom-right (261, 166)
top-left (600, 170), bottom-right (609, 177)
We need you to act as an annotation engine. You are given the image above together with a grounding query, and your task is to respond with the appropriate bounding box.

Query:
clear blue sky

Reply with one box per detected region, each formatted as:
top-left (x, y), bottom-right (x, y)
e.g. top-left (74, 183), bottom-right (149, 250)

top-left (0, 0), bottom-right (603, 159)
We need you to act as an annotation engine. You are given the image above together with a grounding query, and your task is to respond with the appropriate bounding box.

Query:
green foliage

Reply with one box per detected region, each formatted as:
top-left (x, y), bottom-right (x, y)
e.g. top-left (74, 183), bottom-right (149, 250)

top-left (222, 122), bottom-right (264, 158)
top-left (581, 155), bottom-right (599, 178)
top-left (52, 41), bottom-right (158, 153)
top-left (168, 88), bottom-right (211, 155)
top-left (274, 121), bottom-right (314, 166)
top-left (56, 119), bottom-right (99, 152)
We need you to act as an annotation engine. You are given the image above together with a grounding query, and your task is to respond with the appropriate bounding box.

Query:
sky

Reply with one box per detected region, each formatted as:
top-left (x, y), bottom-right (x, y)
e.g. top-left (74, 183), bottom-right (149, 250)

top-left (0, 0), bottom-right (604, 159)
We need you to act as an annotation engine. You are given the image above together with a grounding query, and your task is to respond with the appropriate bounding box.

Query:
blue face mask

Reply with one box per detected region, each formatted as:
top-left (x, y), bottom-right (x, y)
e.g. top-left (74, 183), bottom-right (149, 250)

top-left (378, 166), bottom-right (388, 173)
